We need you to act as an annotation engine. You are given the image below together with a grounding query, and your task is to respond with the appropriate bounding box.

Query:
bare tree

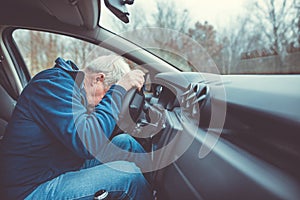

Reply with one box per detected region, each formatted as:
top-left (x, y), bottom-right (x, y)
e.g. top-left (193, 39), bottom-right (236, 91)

top-left (144, 0), bottom-right (194, 71)
top-left (68, 40), bottom-right (95, 67)
top-left (291, 0), bottom-right (300, 47)
top-left (219, 14), bottom-right (264, 74)
top-left (251, 0), bottom-right (298, 66)
top-left (107, 0), bottom-right (193, 71)
top-left (14, 30), bottom-right (100, 75)
top-left (187, 21), bottom-right (223, 73)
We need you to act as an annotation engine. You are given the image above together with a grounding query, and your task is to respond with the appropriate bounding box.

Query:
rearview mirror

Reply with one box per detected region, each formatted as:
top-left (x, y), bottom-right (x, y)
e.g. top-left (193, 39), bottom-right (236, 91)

top-left (104, 0), bottom-right (134, 23)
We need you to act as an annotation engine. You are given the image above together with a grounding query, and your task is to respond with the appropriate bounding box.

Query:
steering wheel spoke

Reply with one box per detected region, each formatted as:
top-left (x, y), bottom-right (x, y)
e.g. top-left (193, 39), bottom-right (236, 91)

top-left (117, 88), bottom-right (145, 134)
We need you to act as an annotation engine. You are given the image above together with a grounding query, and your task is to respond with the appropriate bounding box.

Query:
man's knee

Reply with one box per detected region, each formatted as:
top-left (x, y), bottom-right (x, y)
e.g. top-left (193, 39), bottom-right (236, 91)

top-left (112, 133), bottom-right (132, 143)
top-left (111, 134), bottom-right (135, 150)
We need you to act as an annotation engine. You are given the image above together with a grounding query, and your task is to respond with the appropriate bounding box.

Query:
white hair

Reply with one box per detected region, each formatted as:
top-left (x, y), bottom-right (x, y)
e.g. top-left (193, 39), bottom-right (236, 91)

top-left (83, 55), bottom-right (131, 86)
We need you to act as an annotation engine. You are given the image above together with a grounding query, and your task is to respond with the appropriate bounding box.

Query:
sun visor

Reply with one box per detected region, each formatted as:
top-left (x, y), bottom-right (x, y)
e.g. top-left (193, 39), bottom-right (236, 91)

top-left (39, 0), bottom-right (99, 29)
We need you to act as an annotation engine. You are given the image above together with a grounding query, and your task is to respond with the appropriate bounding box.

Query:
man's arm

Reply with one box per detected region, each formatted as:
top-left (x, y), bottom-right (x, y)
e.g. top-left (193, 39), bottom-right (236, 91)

top-left (27, 69), bottom-right (125, 159)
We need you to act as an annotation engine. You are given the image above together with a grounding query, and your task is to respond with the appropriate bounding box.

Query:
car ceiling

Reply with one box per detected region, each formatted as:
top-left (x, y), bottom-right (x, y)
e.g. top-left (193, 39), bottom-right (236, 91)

top-left (0, 0), bottom-right (99, 30)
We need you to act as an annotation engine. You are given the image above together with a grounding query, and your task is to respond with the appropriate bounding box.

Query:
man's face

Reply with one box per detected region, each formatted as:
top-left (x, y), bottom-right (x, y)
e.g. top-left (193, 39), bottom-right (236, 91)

top-left (84, 73), bottom-right (108, 106)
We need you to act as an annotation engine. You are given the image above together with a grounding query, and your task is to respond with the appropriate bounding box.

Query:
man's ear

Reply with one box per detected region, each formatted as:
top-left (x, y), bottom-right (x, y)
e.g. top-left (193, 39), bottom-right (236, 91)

top-left (95, 73), bottom-right (105, 83)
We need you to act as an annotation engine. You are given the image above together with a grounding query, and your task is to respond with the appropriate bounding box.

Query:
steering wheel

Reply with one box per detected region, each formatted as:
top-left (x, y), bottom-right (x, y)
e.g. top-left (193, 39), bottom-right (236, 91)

top-left (117, 88), bottom-right (145, 134)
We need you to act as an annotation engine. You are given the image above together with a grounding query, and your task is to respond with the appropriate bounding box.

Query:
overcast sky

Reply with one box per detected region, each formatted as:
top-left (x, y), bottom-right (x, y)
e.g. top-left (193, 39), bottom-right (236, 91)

top-left (130, 0), bottom-right (251, 29)
top-left (102, 0), bottom-right (279, 31)
top-left (173, 0), bottom-right (250, 27)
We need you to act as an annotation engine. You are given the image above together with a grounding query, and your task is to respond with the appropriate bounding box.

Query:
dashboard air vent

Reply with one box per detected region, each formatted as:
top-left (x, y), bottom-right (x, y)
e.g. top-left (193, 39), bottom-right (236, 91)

top-left (181, 83), bottom-right (209, 117)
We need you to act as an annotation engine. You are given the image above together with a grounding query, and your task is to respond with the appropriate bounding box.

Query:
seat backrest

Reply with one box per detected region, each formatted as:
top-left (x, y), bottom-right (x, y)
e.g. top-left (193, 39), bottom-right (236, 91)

top-left (0, 84), bottom-right (16, 139)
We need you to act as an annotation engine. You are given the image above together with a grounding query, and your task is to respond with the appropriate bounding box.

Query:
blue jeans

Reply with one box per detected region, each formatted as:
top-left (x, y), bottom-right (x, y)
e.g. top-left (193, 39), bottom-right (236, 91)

top-left (25, 134), bottom-right (152, 200)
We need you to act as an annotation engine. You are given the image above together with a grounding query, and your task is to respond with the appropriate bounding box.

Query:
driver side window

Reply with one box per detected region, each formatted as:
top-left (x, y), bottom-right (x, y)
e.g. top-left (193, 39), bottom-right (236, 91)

top-left (13, 29), bottom-right (116, 76)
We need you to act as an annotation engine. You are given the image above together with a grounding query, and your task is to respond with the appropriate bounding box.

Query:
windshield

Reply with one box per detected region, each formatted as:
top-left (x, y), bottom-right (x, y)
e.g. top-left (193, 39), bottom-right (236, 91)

top-left (100, 0), bottom-right (300, 74)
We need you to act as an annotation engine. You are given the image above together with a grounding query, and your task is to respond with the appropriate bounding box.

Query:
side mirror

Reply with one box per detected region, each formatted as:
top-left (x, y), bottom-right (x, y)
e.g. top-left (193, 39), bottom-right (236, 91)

top-left (104, 0), bottom-right (134, 23)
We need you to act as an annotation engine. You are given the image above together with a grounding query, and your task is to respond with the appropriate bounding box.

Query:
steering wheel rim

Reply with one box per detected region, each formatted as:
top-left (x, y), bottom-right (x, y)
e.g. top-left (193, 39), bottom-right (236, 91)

top-left (117, 88), bottom-right (145, 134)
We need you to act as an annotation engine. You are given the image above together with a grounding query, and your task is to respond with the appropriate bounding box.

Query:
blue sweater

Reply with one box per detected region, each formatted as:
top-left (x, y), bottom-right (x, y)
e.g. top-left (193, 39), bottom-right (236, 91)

top-left (0, 58), bottom-right (126, 199)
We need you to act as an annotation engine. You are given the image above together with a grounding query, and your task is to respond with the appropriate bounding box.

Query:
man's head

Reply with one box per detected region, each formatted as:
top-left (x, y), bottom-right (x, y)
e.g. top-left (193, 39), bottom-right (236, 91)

top-left (83, 55), bottom-right (131, 106)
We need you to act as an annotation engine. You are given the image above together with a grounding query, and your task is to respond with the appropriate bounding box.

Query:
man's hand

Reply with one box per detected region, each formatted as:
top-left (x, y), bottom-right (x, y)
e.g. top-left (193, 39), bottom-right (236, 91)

top-left (116, 70), bottom-right (145, 91)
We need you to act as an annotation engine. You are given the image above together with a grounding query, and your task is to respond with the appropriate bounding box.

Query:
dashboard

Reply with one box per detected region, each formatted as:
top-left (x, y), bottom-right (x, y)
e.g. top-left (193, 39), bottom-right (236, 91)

top-left (131, 71), bottom-right (300, 200)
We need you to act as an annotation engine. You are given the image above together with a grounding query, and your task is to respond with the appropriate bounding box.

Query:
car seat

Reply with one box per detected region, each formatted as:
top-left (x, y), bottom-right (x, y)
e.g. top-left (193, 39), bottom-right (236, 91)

top-left (0, 84), bottom-right (16, 139)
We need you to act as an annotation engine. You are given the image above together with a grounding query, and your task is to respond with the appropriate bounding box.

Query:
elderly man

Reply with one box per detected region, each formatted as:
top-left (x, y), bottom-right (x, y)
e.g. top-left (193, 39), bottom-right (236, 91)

top-left (0, 55), bottom-right (152, 199)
